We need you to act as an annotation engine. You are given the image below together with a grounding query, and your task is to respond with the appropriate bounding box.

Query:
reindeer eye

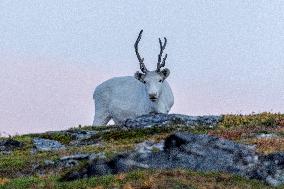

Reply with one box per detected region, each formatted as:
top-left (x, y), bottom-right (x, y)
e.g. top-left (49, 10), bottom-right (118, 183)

top-left (159, 79), bottom-right (163, 82)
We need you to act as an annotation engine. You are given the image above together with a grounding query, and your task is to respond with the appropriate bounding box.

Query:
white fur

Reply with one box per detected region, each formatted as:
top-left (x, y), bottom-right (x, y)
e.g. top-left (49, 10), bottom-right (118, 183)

top-left (92, 72), bottom-right (174, 126)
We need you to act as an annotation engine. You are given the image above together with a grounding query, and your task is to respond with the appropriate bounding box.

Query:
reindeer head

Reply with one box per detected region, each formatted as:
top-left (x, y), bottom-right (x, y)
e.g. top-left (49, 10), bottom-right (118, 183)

top-left (134, 30), bottom-right (170, 102)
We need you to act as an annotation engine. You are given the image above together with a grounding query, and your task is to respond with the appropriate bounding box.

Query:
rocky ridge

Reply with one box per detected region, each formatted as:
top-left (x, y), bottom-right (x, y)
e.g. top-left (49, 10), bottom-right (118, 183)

top-left (1, 113), bottom-right (284, 187)
top-left (62, 132), bottom-right (284, 186)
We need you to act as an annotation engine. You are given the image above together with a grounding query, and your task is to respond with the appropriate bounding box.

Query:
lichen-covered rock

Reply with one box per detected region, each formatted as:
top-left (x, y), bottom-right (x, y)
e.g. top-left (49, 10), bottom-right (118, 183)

top-left (44, 130), bottom-right (98, 146)
top-left (135, 140), bottom-right (164, 154)
top-left (36, 152), bottom-right (107, 176)
top-left (62, 132), bottom-right (284, 186)
top-left (0, 139), bottom-right (23, 152)
top-left (33, 138), bottom-right (65, 151)
top-left (60, 154), bottom-right (90, 161)
top-left (248, 153), bottom-right (284, 186)
top-left (88, 152), bottom-right (106, 162)
top-left (124, 113), bottom-right (222, 129)
top-left (59, 154), bottom-right (90, 167)
top-left (64, 130), bottom-right (97, 141)
top-left (255, 133), bottom-right (278, 139)
top-left (160, 132), bottom-right (258, 173)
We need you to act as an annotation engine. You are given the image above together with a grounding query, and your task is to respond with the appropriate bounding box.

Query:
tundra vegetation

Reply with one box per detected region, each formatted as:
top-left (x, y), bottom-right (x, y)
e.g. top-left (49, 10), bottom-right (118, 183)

top-left (1, 112), bottom-right (284, 189)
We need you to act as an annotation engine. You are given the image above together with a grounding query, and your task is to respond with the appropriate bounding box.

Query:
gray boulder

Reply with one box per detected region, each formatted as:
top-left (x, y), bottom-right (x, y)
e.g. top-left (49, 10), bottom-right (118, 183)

top-left (135, 140), bottom-right (164, 154)
top-left (33, 138), bottom-right (65, 151)
top-left (124, 114), bottom-right (222, 129)
top-left (62, 132), bottom-right (284, 186)
top-left (60, 153), bottom-right (90, 161)
top-left (249, 153), bottom-right (284, 186)
top-left (0, 139), bottom-right (23, 153)
top-left (36, 152), bottom-right (106, 176)
top-left (44, 130), bottom-right (98, 146)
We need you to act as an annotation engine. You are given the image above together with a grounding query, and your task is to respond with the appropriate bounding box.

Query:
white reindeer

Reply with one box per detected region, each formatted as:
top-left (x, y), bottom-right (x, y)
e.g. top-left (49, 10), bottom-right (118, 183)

top-left (92, 30), bottom-right (174, 126)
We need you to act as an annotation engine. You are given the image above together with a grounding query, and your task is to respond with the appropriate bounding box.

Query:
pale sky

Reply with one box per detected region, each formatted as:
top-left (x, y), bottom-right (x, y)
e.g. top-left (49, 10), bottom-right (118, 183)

top-left (0, 1), bottom-right (283, 135)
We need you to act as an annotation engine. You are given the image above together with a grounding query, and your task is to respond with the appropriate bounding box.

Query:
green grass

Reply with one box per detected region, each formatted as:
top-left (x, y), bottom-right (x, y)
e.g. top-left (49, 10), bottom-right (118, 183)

top-left (0, 169), bottom-right (278, 189)
top-left (218, 112), bottom-right (284, 128)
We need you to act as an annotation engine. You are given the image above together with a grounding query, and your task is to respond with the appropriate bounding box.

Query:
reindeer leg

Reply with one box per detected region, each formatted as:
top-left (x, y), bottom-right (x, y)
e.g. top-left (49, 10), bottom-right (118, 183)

top-left (92, 111), bottom-right (111, 126)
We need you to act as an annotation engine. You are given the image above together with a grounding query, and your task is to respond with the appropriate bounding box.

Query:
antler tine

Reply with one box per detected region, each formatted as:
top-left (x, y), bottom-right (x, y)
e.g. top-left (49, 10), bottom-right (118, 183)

top-left (160, 53), bottom-right (167, 68)
top-left (157, 37), bottom-right (167, 71)
top-left (134, 29), bottom-right (148, 73)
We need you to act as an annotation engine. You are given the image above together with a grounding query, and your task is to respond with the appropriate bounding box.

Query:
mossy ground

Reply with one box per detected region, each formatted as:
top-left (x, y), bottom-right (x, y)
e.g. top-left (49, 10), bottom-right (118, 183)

top-left (0, 169), bottom-right (275, 189)
top-left (1, 112), bottom-right (284, 188)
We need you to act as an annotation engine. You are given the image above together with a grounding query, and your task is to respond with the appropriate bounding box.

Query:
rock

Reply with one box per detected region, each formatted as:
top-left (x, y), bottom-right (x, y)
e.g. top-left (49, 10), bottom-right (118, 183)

top-left (60, 154), bottom-right (90, 161)
top-left (148, 132), bottom-right (259, 174)
top-left (35, 152), bottom-right (106, 176)
top-left (33, 138), bottom-right (65, 151)
top-left (124, 113), bottom-right (222, 129)
top-left (44, 130), bottom-right (98, 146)
top-left (61, 132), bottom-right (284, 186)
top-left (88, 152), bottom-right (106, 162)
top-left (64, 130), bottom-right (97, 141)
top-left (0, 139), bottom-right (23, 152)
top-left (58, 153), bottom-right (106, 168)
top-left (248, 153), bottom-right (284, 186)
top-left (69, 139), bottom-right (101, 146)
top-left (44, 160), bottom-right (55, 166)
top-left (66, 130), bottom-right (99, 146)
top-left (1, 151), bottom-right (12, 155)
top-left (63, 159), bottom-right (80, 168)
top-left (256, 133), bottom-right (278, 139)
top-left (58, 154), bottom-right (90, 168)
top-left (135, 140), bottom-right (164, 154)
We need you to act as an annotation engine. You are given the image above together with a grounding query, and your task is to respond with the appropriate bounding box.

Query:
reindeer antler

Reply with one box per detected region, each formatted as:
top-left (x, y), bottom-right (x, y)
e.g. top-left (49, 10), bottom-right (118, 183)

top-left (156, 37), bottom-right (167, 72)
top-left (134, 30), bottom-right (148, 73)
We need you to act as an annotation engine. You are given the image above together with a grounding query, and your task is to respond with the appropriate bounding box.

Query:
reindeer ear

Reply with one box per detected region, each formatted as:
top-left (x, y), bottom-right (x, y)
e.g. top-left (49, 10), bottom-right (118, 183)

top-left (160, 68), bottom-right (170, 79)
top-left (134, 71), bottom-right (145, 81)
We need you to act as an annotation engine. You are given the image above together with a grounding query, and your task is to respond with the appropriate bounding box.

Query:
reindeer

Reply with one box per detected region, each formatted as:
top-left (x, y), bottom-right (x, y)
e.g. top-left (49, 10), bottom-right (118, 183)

top-left (92, 30), bottom-right (174, 126)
